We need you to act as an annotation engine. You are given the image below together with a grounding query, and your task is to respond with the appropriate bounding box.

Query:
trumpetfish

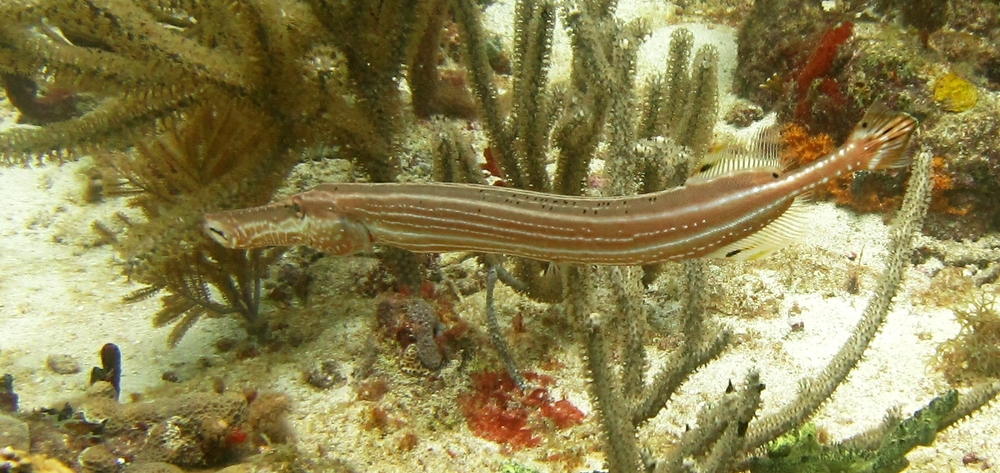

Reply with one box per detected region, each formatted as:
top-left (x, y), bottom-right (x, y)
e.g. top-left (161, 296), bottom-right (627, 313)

top-left (203, 105), bottom-right (916, 265)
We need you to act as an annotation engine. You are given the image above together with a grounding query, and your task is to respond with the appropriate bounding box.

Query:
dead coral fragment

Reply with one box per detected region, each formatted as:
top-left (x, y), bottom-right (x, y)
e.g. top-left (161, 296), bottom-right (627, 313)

top-left (18, 380), bottom-right (291, 472)
top-left (242, 390), bottom-right (294, 446)
top-left (934, 72), bottom-right (978, 112)
top-left (78, 391), bottom-right (250, 467)
top-left (304, 360), bottom-right (345, 390)
top-left (936, 292), bottom-right (1000, 384)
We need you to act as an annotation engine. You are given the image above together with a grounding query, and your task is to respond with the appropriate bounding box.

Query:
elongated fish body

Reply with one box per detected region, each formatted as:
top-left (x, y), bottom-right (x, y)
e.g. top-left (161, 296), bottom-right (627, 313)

top-left (204, 106), bottom-right (916, 265)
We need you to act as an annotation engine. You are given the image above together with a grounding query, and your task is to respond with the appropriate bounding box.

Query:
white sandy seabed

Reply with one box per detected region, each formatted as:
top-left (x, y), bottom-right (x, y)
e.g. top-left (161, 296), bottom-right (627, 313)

top-left (1, 2), bottom-right (999, 472)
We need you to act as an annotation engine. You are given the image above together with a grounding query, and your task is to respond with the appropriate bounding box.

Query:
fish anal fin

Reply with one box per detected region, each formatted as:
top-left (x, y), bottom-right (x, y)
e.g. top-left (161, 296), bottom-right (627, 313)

top-left (704, 197), bottom-right (811, 260)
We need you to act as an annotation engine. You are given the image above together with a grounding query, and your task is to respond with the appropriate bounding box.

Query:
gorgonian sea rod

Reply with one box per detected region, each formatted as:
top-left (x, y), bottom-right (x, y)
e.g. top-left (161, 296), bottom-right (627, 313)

top-left (204, 105), bottom-right (916, 265)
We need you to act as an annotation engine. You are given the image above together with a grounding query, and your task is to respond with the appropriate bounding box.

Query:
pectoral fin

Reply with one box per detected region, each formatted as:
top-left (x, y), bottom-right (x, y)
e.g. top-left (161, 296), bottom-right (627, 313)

top-left (704, 197), bottom-right (811, 260)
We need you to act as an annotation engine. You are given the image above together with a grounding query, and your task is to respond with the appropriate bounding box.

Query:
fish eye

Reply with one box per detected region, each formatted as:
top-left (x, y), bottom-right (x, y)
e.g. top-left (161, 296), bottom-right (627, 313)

top-left (860, 121), bottom-right (868, 128)
top-left (289, 197), bottom-right (304, 218)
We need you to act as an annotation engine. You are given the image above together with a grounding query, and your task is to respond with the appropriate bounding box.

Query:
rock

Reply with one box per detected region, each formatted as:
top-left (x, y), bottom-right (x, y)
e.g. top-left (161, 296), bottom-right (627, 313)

top-left (213, 464), bottom-right (254, 473)
top-left (124, 462), bottom-right (185, 473)
top-left (304, 360), bottom-right (344, 390)
top-left (77, 445), bottom-right (120, 473)
top-left (46, 354), bottom-right (81, 375)
top-left (0, 447), bottom-right (74, 473)
top-left (0, 413), bottom-right (29, 451)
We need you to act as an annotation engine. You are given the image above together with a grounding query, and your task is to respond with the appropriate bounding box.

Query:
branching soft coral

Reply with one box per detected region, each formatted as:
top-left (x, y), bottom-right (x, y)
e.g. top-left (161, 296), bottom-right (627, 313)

top-left (0, 0), bottom-right (468, 342)
top-left (106, 102), bottom-right (287, 345)
top-left (0, 0), bottom-right (449, 184)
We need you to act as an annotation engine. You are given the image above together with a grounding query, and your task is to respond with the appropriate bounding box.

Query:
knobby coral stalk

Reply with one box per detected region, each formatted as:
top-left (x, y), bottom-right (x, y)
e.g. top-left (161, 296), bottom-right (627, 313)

top-left (743, 146), bottom-right (933, 453)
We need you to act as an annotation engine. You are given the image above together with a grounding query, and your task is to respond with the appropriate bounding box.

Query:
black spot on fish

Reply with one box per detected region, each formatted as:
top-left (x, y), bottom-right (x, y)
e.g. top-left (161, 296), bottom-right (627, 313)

top-left (726, 249), bottom-right (742, 257)
top-left (700, 163), bottom-right (713, 173)
top-left (772, 172), bottom-right (779, 178)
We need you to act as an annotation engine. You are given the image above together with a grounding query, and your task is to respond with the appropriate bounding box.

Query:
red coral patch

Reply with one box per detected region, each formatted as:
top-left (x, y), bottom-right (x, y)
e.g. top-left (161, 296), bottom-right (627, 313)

top-left (460, 371), bottom-right (584, 451)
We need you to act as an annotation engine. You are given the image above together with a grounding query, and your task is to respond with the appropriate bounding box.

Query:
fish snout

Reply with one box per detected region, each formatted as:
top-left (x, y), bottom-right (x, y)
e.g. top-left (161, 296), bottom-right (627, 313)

top-left (203, 214), bottom-right (238, 248)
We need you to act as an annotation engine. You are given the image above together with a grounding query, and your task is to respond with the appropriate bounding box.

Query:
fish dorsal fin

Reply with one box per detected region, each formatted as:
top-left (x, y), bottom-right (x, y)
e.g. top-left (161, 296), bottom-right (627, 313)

top-left (703, 196), bottom-right (811, 260)
top-left (687, 124), bottom-right (783, 184)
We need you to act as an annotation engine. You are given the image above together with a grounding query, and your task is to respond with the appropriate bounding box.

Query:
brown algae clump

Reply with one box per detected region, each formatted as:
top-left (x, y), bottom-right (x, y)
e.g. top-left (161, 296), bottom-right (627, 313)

top-left (935, 292), bottom-right (1000, 384)
top-left (933, 72), bottom-right (978, 112)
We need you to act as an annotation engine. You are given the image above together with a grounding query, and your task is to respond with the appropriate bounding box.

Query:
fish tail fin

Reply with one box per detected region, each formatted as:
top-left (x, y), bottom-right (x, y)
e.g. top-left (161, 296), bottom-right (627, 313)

top-left (847, 103), bottom-right (918, 171)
